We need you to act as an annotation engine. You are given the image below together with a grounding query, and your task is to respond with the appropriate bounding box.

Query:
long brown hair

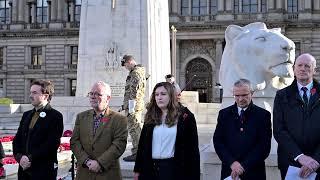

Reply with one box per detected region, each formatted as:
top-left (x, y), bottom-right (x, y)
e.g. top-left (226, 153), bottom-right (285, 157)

top-left (144, 82), bottom-right (180, 127)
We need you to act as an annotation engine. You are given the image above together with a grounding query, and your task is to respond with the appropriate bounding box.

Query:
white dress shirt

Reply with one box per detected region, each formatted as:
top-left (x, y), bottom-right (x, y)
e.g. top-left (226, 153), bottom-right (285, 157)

top-left (152, 122), bottom-right (177, 159)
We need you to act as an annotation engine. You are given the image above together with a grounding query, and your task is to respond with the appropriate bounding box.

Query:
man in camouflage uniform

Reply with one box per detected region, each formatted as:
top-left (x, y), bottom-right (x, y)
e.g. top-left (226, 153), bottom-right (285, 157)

top-left (121, 55), bottom-right (146, 162)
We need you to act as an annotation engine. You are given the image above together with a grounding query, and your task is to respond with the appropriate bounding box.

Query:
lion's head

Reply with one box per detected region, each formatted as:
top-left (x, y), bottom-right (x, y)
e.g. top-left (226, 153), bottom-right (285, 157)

top-left (219, 22), bottom-right (295, 97)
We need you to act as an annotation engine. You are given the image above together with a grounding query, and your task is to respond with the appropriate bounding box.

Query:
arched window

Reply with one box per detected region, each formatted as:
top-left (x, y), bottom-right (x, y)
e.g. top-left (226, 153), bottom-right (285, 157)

top-left (210, 0), bottom-right (218, 15)
top-left (75, 0), bottom-right (81, 22)
top-left (287, 0), bottom-right (298, 13)
top-left (181, 0), bottom-right (189, 15)
top-left (0, 0), bottom-right (10, 24)
top-left (192, 0), bottom-right (207, 15)
top-left (36, 0), bottom-right (48, 23)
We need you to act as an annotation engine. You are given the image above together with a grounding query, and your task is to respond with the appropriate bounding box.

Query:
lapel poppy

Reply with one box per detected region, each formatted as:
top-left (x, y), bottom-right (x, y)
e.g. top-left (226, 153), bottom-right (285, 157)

top-left (311, 88), bottom-right (317, 96)
top-left (101, 117), bottom-right (109, 124)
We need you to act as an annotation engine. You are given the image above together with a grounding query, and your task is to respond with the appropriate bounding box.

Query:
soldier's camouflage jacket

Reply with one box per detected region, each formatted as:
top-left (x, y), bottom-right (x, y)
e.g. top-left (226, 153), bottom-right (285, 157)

top-left (123, 64), bottom-right (146, 112)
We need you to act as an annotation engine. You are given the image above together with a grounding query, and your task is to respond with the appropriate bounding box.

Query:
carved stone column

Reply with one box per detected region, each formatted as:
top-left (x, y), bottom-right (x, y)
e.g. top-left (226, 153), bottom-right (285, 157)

top-left (268, 0), bottom-right (275, 10)
top-left (276, 0), bottom-right (282, 10)
top-left (57, 0), bottom-right (65, 21)
top-left (176, 39), bottom-right (181, 84)
top-left (171, 0), bottom-right (178, 14)
top-left (11, 0), bottom-right (18, 23)
top-left (18, 0), bottom-right (25, 22)
top-left (215, 40), bottom-right (222, 81)
top-left (69, 1), bottom-right (75, 22)
top-left (31, 3), bottom-right (36, 23)
top-left (225, 0), bottom-right (232, 12)
top-left (304, 0), bottom-right (312, 11)
top-left (218, 0), bottom-right (224, 11)
top-left (315, 0), bottom-right (320, 10)
top-left (25, 3), bottom-right (31, 23)
top-left (50, 0), bottom-right (57, 21)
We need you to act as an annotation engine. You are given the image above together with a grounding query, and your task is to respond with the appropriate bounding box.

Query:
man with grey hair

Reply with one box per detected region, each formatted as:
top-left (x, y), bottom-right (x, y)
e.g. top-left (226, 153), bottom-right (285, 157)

top-left (274, 53), bottom-right (320, 179)
top-left (70, 81), bottom-right (128, 180)
top-left (213, 78), bottom-right (272, 180)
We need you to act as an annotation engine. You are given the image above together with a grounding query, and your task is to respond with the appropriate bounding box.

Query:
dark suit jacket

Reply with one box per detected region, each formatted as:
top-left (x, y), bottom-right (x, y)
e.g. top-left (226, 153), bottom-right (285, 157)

top-left (13, 103), bottom-right (64, 180)
top-left (70, 108), bottom-right (128, 180)
top-left (134, 106), bottom-right (200, 180)
top-left (213, 102), bottom-right (272, 180)
top-left (273, 79), bottom-right (320, 175)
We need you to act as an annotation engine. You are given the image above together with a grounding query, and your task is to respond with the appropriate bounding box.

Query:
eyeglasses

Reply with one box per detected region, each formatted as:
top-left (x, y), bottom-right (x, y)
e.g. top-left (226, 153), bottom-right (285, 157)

top-left (87, 92), bottom-right (103, 97)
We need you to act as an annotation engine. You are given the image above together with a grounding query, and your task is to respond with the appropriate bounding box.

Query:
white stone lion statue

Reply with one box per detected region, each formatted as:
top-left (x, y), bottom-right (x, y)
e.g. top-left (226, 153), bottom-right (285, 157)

top-left (219, 22), bottom-right (295, 98)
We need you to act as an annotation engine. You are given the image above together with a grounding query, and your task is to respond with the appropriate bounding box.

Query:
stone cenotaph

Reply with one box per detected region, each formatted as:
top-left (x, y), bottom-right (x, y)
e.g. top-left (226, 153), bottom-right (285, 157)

top-left (76, 0), bottom-right (171, 105)
top-left (51, 0), bottom-right (171, 130)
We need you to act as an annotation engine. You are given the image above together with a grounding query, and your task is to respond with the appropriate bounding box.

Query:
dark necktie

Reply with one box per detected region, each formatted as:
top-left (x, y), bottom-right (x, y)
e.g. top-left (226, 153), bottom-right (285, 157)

top-left (240, 109), bottom-right (245, 123)
top-left (301, 87), bottom-right (308, 105)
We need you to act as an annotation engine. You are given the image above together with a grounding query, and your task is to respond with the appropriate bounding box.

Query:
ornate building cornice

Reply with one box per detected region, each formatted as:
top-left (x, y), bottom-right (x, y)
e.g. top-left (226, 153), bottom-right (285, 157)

top-left (0, 30), bottom-right (79, 39)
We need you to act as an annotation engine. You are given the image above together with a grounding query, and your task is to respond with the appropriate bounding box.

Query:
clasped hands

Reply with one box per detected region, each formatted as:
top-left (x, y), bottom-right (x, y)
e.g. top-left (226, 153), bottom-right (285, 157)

top-left (86, 159), bottom-right (102, 173)
top-left (298, 155), bottom-right (319, 178)
top-left (230, 161), bottom-right (244, 180)
top-left (19, 155), bottom-right (31, 170)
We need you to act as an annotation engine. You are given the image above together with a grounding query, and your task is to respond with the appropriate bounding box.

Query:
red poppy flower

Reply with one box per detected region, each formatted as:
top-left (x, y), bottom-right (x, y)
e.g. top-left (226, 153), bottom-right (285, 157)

top-left (63, 130), bottom-right (73, 137)
top-left (183, 113), bottom-right (188, 120)
top-left (311, 88), bottom-right (317, 95)
top-left (101, 117), bottom-right (109, 123)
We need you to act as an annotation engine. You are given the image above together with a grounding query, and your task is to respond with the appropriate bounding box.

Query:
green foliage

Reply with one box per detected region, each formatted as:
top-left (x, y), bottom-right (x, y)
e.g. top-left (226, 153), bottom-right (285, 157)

top-left (0, 98), bottom-right (13, 105)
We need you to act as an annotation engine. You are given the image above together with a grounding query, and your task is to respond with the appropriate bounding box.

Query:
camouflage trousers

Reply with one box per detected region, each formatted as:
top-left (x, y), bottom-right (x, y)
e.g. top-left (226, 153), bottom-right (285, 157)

top-left (126, 110), bottom-right (142, 155)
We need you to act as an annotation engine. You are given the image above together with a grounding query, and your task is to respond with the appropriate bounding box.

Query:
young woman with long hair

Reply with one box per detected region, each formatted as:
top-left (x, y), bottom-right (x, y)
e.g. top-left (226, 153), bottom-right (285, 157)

top-left (134, 82), bottom-right (200, 180)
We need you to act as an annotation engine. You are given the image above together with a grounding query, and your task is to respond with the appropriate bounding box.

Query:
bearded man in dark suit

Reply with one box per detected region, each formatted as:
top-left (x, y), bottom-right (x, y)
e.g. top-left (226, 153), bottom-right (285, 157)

top-left (13, 80), bottom-right (64, 180)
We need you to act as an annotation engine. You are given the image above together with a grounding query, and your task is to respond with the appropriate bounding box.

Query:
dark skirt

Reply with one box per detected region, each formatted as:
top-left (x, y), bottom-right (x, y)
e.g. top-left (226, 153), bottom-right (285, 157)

top-left (139, 158), bottom-right (176, 180)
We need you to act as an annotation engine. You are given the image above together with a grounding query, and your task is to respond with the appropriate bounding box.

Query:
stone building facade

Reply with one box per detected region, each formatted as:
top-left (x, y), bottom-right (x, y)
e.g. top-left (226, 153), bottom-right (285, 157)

top-left (0, 0), bottom-right (319, 103)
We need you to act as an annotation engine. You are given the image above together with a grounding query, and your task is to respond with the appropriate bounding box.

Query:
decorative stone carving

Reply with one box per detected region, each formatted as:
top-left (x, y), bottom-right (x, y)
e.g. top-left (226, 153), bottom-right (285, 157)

top-left (219, 22), bottom-right (295, 98)
top-left (180, 40), bottom-right (215, 62)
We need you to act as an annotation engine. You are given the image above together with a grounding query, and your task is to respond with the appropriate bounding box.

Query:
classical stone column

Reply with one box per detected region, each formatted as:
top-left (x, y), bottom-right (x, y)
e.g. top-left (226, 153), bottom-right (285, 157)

top-left (276, 0), bottom-right (282, 10)
top-left (50, 0), bottom-right (57, 21)
top-left (70, 2), bottom-right (75, 22)
top-left (171, 0), bottom-right (178, 14)
top-left (18, 0), bottom-right (25, 22)
top-left (304, 0), bottom-right (312, 10)
top-left (176, 40), bottom-right (181, 84)
top-left (11, 0), bottom-right (18, 23)
top-left (188, 0), bottom-right (191, 15)
top-left (57, 0), bottom-right (65, 21)
top-left (239, 0), bottom-right (242, 13)
top-left (315, 0), bottom-right (320, 10)
top-left (225, 0), bottom-right (232, 12)
top-left (171, 26), bottom-right (177, 76)
top-left (218, 0), bottom-right (224, 11)
top-left (215, 40), bottom-right (222, 81)
top-left (25, 3), bottom-right (31, 23)
top-left (31, 3), bottom-right (36, 23)
top-left (258, 0), bottom-right (261, 12)
top-left (268, 0), bottom-right (275, 10)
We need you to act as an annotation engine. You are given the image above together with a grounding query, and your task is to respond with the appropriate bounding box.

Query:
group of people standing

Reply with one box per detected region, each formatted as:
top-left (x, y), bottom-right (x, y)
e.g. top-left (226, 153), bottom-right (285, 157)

top-left (214, 53), bottom-right (320, 180)
top-left (6, 52), bottom-right (320, 180)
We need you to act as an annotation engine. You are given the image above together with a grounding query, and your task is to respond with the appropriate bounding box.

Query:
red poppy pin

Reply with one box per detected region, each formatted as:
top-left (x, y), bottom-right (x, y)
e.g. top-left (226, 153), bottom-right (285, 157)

top-left (311, 88), bottom-right (317, 96)
top-left (101, 117), bottom-right (109, 124)
top-left (183, 113), bottom-right (188, 120)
